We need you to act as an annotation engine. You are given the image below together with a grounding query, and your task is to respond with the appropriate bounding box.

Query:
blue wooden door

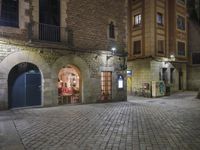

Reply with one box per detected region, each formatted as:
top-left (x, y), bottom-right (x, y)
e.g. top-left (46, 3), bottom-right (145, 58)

top-left (26, 73), bottom-right (41, 106)
top-left (11, 73), bottom-right (26, 108)
top-left (10, 72), bottom-right (41, 108)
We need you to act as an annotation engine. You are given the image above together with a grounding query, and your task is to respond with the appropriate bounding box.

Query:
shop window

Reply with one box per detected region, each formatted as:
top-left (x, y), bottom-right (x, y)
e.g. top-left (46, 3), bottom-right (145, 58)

top-left (58, 65), bottom-right (80, 104)
top-left (192, 52), bottom-right (200, 64)
top-left (109, 21), bottom-right (115, 39)
top-left (133, 40), bottom-right (141, 55)
top-left (101, 72), bottom-right (112, 100)
top-left (177, 15), bottom-right (185, 30)
top-left (177, 41), bottom-right (186, 56)
top-left (157, 13), bottom-right (164, 25)
top-left (157, 40), bottom-right (164, 54)
top-left (134, 14), bottom-right (141, 26)
top-left (0, 0), bottom-right (19, 27)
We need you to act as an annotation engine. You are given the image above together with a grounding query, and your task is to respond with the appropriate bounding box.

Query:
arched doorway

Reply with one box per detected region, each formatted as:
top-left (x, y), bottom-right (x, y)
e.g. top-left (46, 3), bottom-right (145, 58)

top-left (58, 65), bottom-right (81, 104)
top-left (8, 62), bottom-right (42, 109)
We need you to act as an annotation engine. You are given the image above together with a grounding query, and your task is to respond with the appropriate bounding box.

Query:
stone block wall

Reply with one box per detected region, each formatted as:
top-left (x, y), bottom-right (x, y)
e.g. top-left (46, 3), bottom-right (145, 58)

top-left (0, 0), bottom-right (30, 40)
top-left (0, 0), bottom-right (128, 109)
top-left (127, 59), bottom-right (151, 93)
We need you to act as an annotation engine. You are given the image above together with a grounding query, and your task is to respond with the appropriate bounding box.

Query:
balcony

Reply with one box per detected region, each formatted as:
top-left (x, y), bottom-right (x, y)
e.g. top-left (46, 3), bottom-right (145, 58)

top-left (28, 22), bottom-right (73, 46)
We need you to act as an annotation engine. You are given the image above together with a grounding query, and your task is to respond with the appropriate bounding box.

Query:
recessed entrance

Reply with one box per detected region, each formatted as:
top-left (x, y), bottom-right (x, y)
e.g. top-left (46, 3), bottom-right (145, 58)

top-left (58, 65), bottom-right (81, 104)
top-left (8, 62), bottom-right (42, 109)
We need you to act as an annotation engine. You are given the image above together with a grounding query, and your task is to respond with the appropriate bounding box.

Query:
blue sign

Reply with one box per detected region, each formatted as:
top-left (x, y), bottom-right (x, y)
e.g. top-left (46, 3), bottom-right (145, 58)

top-left (127, 70), bottom-right (132, 77)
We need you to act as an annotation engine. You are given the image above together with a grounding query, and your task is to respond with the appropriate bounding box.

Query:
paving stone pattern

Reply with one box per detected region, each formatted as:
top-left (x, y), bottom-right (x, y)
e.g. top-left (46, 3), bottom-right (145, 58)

top-left (3, 92), bottom-right (200, 150)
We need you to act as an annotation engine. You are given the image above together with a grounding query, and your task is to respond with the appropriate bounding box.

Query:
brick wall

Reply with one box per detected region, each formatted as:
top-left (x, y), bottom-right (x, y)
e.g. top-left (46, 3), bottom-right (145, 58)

top-left (66, 0), bottom-right (126, 51)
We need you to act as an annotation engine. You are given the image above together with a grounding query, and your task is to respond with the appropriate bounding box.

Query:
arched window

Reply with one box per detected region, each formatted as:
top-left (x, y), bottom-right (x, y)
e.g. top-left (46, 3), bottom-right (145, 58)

top-left (118, 75), bottom-right (124, 89)
top-left (109, 21), bottom-right (115, 39)
top-left (0, 0), bottom-right (19, 27)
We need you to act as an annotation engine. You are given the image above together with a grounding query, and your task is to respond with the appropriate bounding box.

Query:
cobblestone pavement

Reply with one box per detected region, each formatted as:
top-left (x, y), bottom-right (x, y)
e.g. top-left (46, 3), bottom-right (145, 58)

top-left (1, 92), bottom-right (200, 150)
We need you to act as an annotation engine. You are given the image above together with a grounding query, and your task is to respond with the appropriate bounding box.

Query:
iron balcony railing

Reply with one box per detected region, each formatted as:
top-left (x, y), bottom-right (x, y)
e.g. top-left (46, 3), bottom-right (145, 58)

top-left (29, 22), bottom-right (73, 46)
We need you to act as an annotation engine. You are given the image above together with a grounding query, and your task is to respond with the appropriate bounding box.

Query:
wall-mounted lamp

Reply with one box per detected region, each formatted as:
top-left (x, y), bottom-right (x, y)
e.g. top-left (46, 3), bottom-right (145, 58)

top-left (107, 47), bottom-right (117, 60)
top-left (170, 54), bottom-right (174, 58)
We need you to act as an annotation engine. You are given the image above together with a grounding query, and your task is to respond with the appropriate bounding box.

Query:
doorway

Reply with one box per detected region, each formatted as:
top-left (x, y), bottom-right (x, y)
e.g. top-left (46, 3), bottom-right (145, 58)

top-left (179, 69), bottom-right (183, 90)
top-left (101, 71), bottom-right (112, 101)
top-left (58, 65), bottom-right (81, 104)
top-left (8, 62), bottom-right (42, 109)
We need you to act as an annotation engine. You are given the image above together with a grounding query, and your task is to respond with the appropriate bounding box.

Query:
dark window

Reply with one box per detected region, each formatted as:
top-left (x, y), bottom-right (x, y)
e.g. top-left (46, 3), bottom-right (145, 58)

top-left (157, 13), bottom-right (163, 25)
top-left (177, 41), bottom-right (186, 56)
top-left (158, 40), bottom-right (164, 54)
top-left (0, 0), bottom-right (19, 27)
top-left (109, 21), bottom-right (115, 39)
top-left (177, 15), bottom-right (185, 30)
top-left (133, 40), bottom-right (141, 55)
top-left (101, 72), bottom-right (112, 101)
top-left (39, 0), bottom-right (60, 25)
top-left (134, 14), bottom-right (141, 26)
top-left (39, 0), bottom-right (60, 42)
top-left (170, 68), bottom-right (175, 83)
top-left (192, 52), bottom-right (200, 64)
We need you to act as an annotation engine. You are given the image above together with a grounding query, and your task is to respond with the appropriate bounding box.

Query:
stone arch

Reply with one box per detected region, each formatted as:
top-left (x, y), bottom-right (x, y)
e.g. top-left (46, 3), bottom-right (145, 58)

top-left (0, 51), bottom-right (51, 109)
top-left (52, 54), bottom-right (91, 104)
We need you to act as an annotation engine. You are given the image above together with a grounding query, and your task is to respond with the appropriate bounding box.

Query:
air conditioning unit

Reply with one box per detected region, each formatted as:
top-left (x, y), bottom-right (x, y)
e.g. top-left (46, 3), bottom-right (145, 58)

top-left (152, 81), bottom-right (166, 97)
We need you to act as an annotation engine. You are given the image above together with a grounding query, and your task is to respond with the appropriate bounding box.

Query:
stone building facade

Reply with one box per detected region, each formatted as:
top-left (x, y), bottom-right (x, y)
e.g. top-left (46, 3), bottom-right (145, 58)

top-left (127, 0), bottom-right (188, 97)
top-left (187, 21), bottom-right (200, 90)
top-left (0, 0), bottom-right (128, 109)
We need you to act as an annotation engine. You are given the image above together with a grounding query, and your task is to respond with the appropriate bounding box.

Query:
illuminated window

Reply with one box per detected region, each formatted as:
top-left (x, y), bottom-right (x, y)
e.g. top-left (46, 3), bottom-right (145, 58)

top-left (118, 75), bottom-right (124, 89)
top-left (177, 41), bottom-right (186, 56)
top-left (157, 13), bottom-right (163, 25)
top-left (133, 40), bottom-right (141, 55)
top-left (0, 0), bottom-right (19, 27)
top-left (177, 15), bottom-right (185, 30)
top-left (134, 14), bottom-right (141, 26)
top-left (101, 72), bottom-right (112, 100)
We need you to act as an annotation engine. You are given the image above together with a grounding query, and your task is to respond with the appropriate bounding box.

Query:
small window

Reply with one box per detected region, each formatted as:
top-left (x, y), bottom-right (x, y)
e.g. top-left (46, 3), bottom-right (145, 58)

top-left (133, 40), bottom-right (141, 55)
top-left (0, 0), bottom-right (19, 27)
top-left (118, 75), bottom-right (124, 89)
top-left (177, 15), bottom-right (185, 30)
top-left (134, 14), bottom-right (141, 26)
top-left (109, 21), bottom-right (115, 39)
top-left (157, 13), bottom-right (163, 25)
top-left (192, 52), bottom-right (200, 64)
top-left (177, 41), bottom-right (186, 56)
top-left (157, 40), bottom-right (164, 54)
